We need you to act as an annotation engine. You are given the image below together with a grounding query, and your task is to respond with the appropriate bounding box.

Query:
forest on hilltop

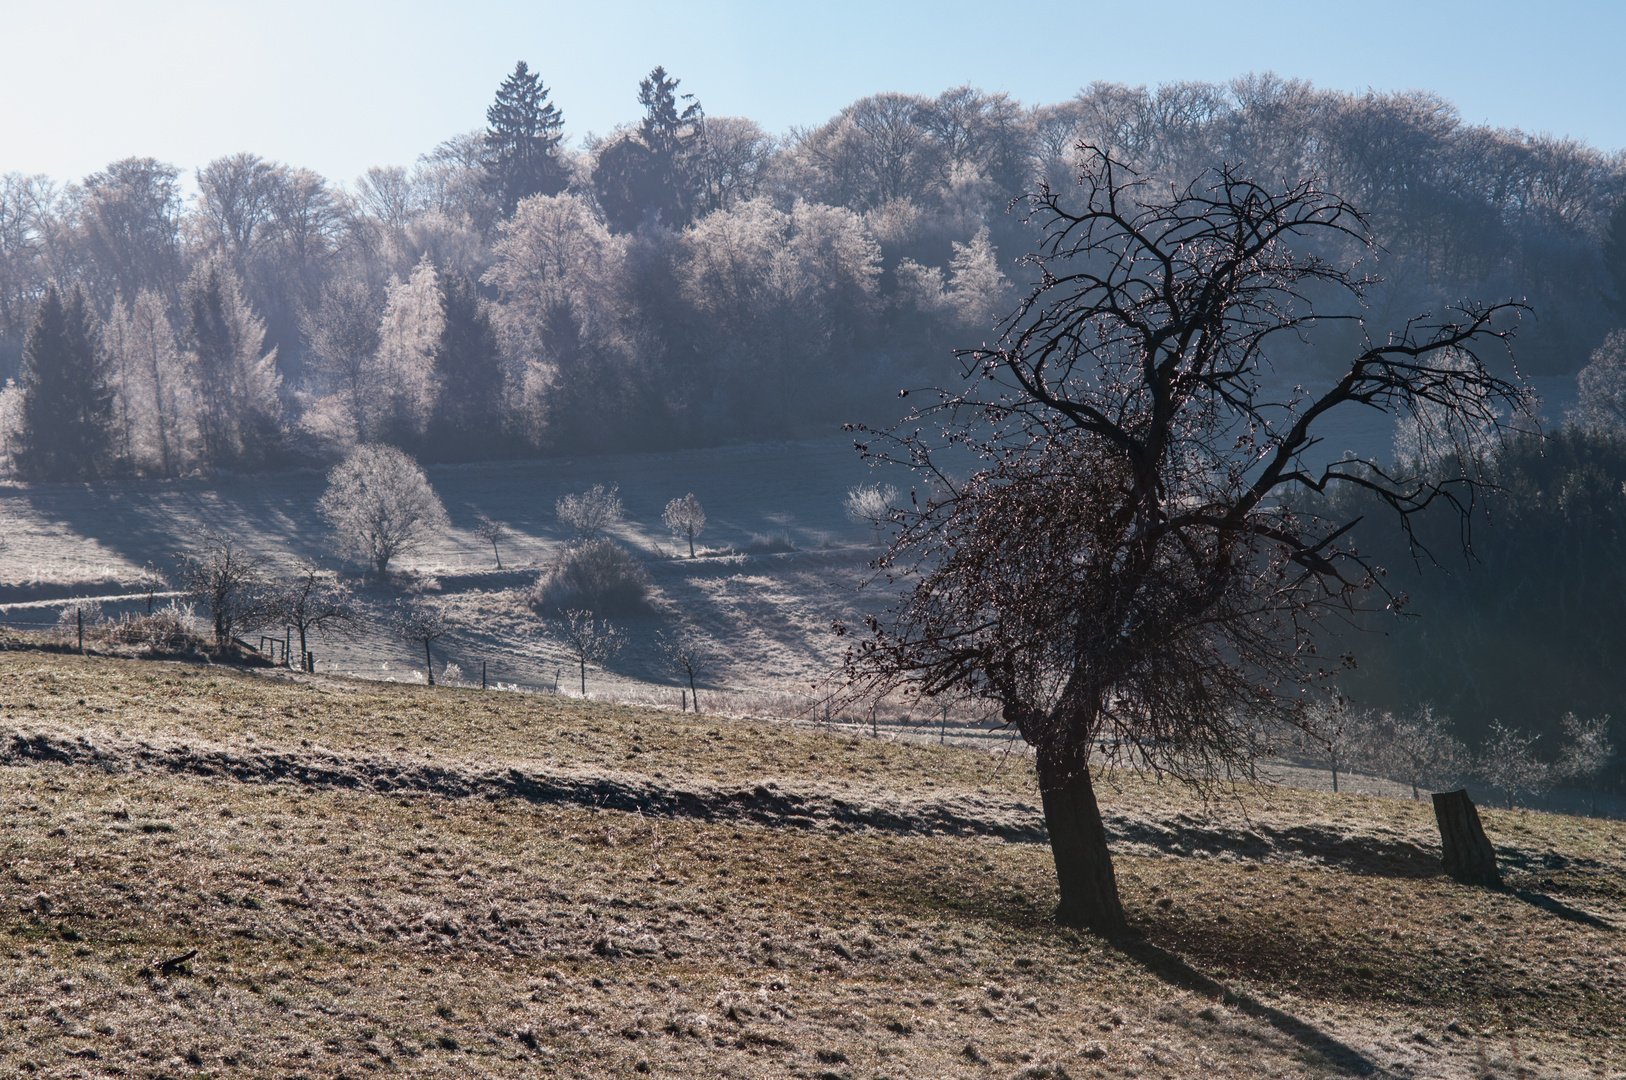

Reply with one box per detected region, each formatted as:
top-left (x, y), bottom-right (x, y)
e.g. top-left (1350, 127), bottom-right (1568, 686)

top-left (1, 66), bottom-right (1625, 478)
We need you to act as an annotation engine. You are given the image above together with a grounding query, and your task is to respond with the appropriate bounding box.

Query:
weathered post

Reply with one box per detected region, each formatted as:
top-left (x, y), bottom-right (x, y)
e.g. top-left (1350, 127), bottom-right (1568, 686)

top-left (1431, 790), bottom-right (1502, 887)
top-left (481, 660), bottom-right (487, 690)
top-left (77, 608), bottom-right (84, 654)
top-left (681, 689), bottom-right (688, 712)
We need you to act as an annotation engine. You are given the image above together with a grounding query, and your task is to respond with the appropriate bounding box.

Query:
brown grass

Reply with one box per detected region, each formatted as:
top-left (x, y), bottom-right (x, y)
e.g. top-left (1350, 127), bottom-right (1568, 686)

top-left (1, 649), bottom-right (1623, 1079)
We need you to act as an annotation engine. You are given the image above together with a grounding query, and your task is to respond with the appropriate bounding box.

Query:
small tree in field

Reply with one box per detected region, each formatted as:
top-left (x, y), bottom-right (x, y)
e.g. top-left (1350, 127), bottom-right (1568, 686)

top-left (1556, 713), bottom-right (1614, 794)
top-left (395, 601), bottom-right (449, 686)
top-left (656, 626), bottom-right (712, 709)
top-left (1476, 721), bottom-right (1552, 809)
top-left (842, 147), bottom-right (1528, 934)
top-left (845, 483), bottom-right (897, 544)
top-left (556, 484), bottom-right (623, 543)
top-left (662, 493), bottom-right (706, 557)
top-left (319, 444), bottom-right (450, 575)
top-left (178, 532), bottom-right (270, 651)
top-left (269, 565), bottom-right (356, 670)
top-left (474, 514), bottom-right (508, 569)
top-left (559, 608), bottom-right (623, 695)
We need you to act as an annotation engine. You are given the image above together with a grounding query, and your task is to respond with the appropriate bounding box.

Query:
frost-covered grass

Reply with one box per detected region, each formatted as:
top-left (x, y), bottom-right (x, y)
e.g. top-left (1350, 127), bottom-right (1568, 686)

top-left (0, 438), bottom-right (893, 700)
top-left (1, 651), bottom-right (1622, 1078)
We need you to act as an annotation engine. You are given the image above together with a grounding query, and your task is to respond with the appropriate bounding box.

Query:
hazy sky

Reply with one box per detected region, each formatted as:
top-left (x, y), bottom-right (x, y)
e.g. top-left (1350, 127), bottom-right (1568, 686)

top-left (4, 0), bottom-right (1623, 190)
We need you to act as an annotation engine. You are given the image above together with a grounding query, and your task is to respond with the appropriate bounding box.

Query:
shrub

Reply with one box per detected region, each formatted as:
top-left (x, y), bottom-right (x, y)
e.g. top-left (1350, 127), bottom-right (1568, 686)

top-left (531, 538), bottom-right (652, 617)
top-left (55, 600), bottom-right (105, 644)
top-left (105, 601), bottom-right (204, 652)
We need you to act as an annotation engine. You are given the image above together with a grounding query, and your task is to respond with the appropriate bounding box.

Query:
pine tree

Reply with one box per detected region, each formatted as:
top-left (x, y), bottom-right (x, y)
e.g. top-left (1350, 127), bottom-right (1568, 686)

top-left (483, 61), bottom-right (569, 220)
top-left (428, 274), bottom-right (503, 459)
top-left (15, 285), bottom-right (112, 481)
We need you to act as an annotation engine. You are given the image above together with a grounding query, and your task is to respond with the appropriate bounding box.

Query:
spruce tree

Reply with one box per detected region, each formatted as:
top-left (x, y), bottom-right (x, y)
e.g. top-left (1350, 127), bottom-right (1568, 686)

top-left (591, 66), bottom-right (704, 233)
top-left (483, 61), bottom-right (569, 219)
top-left (428, 274), bottom-right (503, 459)
top-left (15, 285), bottom-right (113, 481)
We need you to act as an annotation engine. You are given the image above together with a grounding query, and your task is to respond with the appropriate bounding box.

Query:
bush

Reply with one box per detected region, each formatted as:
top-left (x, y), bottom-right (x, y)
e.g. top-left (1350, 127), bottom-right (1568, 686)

top-left (55, 600), bottom-right (105, 643)
top-left (105, 601), bottom-right (205, 652)
top-left (531, 539), bottom-right (653, 617)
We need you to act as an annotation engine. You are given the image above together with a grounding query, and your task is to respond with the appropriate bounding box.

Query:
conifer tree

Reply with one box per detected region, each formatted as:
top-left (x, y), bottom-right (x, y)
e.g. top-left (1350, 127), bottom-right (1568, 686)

top-left (483, 61), bottom-right (569, 220)
top-left (15, 285), bottom-right (112, 481)
top-left (185, 257), bottom-right (281, 470)
top-left (429, 273), bottom-right (503, 459)
top-left (591, 66), bottom-right (704, 232)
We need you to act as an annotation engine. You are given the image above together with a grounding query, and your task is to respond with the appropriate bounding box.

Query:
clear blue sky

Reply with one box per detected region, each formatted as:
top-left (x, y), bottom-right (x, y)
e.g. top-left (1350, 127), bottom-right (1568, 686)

top-left (4, 0), bottom-right (1622, 189)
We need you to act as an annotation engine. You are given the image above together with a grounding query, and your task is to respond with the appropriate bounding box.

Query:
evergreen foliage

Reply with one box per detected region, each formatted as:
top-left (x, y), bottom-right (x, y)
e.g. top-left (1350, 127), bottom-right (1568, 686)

top-left (15, 285), bottom-right (112, 481)
top-left (482, 61), bottom-right (568, 220)
top-left (428, 273), bottom-right (503, 458)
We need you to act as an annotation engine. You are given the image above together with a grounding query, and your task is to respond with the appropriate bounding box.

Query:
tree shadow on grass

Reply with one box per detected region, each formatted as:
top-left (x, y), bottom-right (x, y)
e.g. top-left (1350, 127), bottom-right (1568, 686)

top-left (1108, 935), bottom-right (1399, 1079)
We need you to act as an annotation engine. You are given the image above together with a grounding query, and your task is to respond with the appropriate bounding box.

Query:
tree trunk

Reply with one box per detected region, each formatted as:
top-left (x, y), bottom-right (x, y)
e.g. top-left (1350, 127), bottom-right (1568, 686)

top-left (1431, 789), bottom-right (1501, 887)
top-left (1037, 754), bottom-right (1128, 935)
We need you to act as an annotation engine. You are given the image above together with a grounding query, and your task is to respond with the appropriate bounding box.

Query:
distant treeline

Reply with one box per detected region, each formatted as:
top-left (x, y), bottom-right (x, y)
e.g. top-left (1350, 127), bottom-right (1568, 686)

top-left (3, 67), bottom-right (1626, 477)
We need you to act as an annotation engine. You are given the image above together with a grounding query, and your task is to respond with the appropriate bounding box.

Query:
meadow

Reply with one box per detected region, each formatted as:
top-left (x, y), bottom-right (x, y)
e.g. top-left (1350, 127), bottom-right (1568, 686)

top-left (1, 649), bottom-right (1622, 1079)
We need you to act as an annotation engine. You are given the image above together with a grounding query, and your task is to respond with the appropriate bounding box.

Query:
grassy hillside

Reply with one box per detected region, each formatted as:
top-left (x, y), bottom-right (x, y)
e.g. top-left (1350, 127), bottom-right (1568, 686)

top-left (1, 650), bottom-right (1622, 1078)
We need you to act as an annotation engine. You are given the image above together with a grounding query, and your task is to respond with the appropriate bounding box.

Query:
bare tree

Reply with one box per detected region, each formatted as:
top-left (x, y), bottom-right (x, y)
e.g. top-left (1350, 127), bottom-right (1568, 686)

top-left (1376, 705), bottom-right (1468, 800)
top-left (1574, 331), bottom-right (1626, 433)
top-left (1556, 712), bottom-right (1614, 793)
top-left (319, 444), bottom-right (450, 575)
top-left (395, 601), bottom-right (449, 686)
top-left (656, 626), bottom-right (712, 709)
top-left (662, 493), bottom-right (706, 557)
top-left (136, 562), bottom-right (166, 615)
top-left (844, 483), bottom-right (897, 544)
top-left (556, 484), bottom-right (623, 543)
top-left (268, 565), bottom-right (356, 671)
top-left (1476, 721), bottom-right (1552, 809)
top-left (842, 148), bottom-right (1527, 934)
top-left (177, 532), bottom-right (270, 651)
top-left (559, 607), bottom-right (623, 696)
top-left (474, 514), bottom-right (508, 569)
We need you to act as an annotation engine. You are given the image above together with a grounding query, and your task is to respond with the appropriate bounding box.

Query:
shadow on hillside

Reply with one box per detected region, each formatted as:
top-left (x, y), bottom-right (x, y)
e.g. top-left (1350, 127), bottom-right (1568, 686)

top-left (1508, 888), bottom-right (1618, 931)
top-left (1107, 813), bottom-right (1443, 879)
top-left (1112, 937), bottom-right (1397, 1078)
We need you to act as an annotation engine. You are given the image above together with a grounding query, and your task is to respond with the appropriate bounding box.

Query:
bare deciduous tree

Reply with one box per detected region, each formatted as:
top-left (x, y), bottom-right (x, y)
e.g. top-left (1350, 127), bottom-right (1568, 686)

top-left (1574, 330), bottom-right (1626, 433)
top-left (1556, 712), bottom-right (1614, 791)
top-left (844, 483), bottom-right (897, 544)
top-left (395, 601), bottom-right (449, 686)
top-left (319, 444), bottom-right (450, 575)
top-left (474, 514), bottom-right (508, 569)
top-left (1476, 721), bottom-right (1552, 809)
top-left (1375, 705), bottom-right (1467, 800)
top-left (559, 607), bottom-right (623, 696)
top-left (656, 626), bottom-right (712, 709)
top-left (556, 484), bottom-right (624, 543)
top-left (662, 493), bottom-right (706, 557)
top-left (842, 148), bottom-right (1527, 934)
top-left (269, 565), bottom-right (356, 671)
top-left (177, 532), bottom-right (271, 651)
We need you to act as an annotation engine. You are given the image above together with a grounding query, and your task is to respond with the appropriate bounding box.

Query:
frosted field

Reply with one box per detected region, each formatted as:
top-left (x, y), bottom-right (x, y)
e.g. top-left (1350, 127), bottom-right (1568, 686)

top-left (0, 436), bottom-right (902, 708)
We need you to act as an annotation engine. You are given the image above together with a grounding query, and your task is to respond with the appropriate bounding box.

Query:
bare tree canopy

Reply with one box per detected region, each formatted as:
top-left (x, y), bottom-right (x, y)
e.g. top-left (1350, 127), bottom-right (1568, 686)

top-left (559, 607), bottom-right (623, 696)
top-left (474, 514), bottom-right (508, 569)
top-left (556, 483), bottom-right (623, 543)
top-left (319, 443), bottom-right (449, 574)
top-left (661, 493), bottom-right (706, 557)
top-left (267, 564), bottom-right (355, 669)
top-left (842, 147), bottom-right (1529, 935)
top-left (177, 532), bottom-right (271, 651)
top-left (394, 600), bottom-right (449, 685)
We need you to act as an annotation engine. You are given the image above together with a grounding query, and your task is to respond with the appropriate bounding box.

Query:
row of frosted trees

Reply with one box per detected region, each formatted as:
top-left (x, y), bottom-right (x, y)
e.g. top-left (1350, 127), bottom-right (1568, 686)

top-left (2, 69), bottom-right (1625, 478)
